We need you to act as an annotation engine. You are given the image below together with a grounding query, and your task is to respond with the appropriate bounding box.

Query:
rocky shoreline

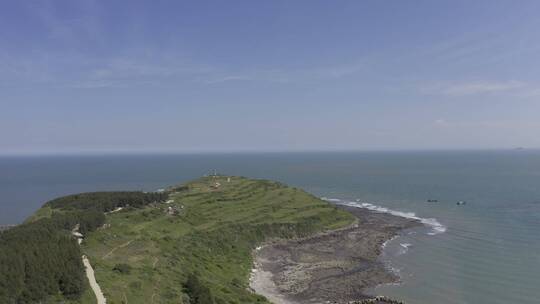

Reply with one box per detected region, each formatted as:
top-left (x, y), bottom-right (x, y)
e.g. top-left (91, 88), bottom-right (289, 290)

top-left (250, 205), bottom-right (422, 304)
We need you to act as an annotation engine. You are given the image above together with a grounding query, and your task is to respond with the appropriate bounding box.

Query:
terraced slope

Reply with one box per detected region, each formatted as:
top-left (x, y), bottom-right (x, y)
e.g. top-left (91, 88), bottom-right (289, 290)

top-left (79, 176), bottom-right (355, 304)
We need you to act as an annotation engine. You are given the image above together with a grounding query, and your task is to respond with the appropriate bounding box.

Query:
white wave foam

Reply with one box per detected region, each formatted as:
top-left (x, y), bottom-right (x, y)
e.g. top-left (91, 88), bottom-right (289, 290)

top-left (382, 235), bottom-right (398, 249)
top-left (321, 197), bottom-right (342, 203)
top-left (386, 264), bottom-right (402, 276)
top-left (398, 243), bottom-right (412, 255)
top-left (322, 198), bottom-right (447, 235)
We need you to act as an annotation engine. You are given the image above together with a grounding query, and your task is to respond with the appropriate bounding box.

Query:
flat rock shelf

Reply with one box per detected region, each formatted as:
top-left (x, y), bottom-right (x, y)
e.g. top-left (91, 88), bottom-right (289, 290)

top-left (250, 205), bottom-right (421, 304)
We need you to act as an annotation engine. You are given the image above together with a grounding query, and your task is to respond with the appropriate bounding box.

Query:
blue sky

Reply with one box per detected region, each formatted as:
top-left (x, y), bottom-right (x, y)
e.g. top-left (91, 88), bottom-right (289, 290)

top-left (2, 0), bottom-right (540, 154)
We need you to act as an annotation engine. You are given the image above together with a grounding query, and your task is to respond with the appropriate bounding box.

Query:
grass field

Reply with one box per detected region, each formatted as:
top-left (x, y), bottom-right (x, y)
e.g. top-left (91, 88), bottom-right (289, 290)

top-left (76, 176), bottom-right (354, 304)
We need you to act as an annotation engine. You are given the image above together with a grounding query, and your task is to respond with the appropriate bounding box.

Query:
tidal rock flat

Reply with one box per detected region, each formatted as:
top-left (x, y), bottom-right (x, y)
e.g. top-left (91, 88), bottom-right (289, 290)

top-left (251, 205), bottom-right (421, 304)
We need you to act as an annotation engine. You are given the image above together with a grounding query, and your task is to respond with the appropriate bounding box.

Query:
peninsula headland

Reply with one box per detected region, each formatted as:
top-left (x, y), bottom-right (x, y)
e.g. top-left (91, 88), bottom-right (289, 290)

top-left (0, 176), bottom-right (419, 304)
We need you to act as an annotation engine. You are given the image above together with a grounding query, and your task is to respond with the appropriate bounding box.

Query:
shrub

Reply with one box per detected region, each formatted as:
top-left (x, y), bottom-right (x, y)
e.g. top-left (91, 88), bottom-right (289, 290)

top-left (113, 263), bottom-right (132, 274)
top-left (184, 274), bottom-right (215, 304)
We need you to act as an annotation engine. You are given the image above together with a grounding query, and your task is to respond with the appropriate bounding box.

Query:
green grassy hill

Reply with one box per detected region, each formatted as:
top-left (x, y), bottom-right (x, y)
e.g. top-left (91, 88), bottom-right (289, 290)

top-left (13, 176), bottom-right (355, 304)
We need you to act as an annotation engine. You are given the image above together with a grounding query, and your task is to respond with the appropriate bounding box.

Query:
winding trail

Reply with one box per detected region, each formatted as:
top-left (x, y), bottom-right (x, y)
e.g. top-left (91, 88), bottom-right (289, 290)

top-left (83, 255), bottom-right (107, 304)
top-left (103, 239), bottom-right (134, 259)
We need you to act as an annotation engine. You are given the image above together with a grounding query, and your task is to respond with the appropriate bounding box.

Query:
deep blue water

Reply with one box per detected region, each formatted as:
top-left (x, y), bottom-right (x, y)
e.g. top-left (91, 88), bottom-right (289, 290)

top-left (1, 151), bottom-right (539, 304)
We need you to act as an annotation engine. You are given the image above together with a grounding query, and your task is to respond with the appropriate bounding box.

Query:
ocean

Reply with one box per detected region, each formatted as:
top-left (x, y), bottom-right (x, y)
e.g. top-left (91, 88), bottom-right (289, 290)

top-left (1, 151), bottom-right (539, 304)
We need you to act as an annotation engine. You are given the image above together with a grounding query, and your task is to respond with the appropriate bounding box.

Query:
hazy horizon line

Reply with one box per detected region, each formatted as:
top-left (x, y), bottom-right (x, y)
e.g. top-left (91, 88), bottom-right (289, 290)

top-left (0, 147), bottom-right (536, 157)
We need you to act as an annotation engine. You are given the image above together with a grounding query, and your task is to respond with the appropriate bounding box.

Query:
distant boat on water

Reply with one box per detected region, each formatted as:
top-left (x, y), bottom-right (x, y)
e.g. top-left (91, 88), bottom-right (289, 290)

top-left (427, 199), bottom-right (438, 203)
top-left (457, 201), bottom-right (466, 205)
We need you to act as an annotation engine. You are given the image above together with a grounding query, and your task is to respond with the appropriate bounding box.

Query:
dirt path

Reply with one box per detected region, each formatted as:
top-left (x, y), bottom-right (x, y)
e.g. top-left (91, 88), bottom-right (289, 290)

top-left (83, 256), bottom-right (107, 304)
top-left (103, 239), bottom-right (134, 259)
top-left (106, 207), bottom-right (123, 214)
top-left (151, 257), bottom-right (160, 303)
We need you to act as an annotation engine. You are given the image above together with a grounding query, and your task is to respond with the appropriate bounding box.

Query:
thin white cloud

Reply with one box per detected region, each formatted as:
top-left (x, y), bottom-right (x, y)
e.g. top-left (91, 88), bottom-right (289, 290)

top-left (434, 119), bottom-right (447, 126)
top-left (422, 81), bottom-right (529, 96)
top-left (1, 47), bottom-right (371, 88)
top-left (433, 119), bottom-right (540, 129)
top-left (444, 81), bottom-right (524, 95)
top-left (216, 61), bottom-right (368, 84)
top-left (314, 61), bottom-right (367, 79)
top-left (204, 75), bottom-right (251, 84)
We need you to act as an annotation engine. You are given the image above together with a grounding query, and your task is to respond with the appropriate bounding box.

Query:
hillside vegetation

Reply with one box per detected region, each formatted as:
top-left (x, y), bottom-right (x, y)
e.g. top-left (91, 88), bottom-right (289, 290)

top-left (82, 176), bottom-right (354, 304)
top-left (0, 191), bottom-right (168, 303)
top-left (0, 176), bottom-right (354, 304)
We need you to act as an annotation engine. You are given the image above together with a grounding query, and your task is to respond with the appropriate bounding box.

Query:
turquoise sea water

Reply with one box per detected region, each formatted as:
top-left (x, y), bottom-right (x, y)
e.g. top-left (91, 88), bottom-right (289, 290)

top-left (1, 151), bottom-right (539, 304)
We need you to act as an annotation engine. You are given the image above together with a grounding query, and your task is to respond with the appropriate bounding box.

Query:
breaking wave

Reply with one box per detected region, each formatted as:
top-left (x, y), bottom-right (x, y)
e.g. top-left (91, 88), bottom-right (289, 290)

top-left (321, 198), bottom-right (447, 235)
